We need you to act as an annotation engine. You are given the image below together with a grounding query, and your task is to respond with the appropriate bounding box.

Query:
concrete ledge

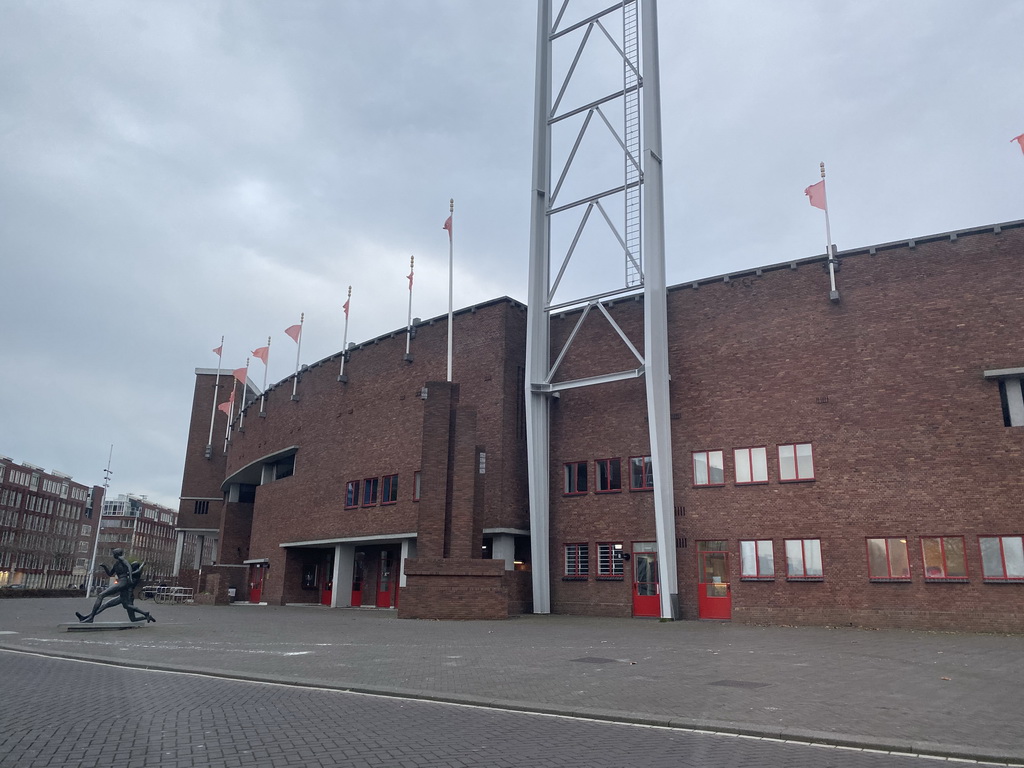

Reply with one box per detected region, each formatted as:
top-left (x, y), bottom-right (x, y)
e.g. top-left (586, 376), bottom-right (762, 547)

top-left (60, 622), bottom-right (147, 632)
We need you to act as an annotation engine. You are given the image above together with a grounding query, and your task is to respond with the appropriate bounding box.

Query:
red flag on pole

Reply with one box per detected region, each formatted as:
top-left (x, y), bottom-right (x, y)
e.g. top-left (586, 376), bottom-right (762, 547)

top-left (1012, 133), bottom-right (1024, 155)
top-left (407, 267), bottom-right (414, 290)
top-left (442, 215), bottom-right (452, 240)
top-left (232, 366), bottom-right (247, 386)
top-left (285, 324), bottom-right (301, 343)
top-left (804, 180), bottom-right (827, 211)
top-left (343, 297), bottom-right (350, 318)
top-left (251, 346), bottom-right (269, 365)
top-left (212, 344), bottom-right (223, 356)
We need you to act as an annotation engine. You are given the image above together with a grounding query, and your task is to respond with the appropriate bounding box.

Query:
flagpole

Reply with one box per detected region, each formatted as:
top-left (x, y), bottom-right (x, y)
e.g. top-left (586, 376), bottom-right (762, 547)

top-left (339, 286), bottom-right (352, 382)
top-left (819, 162), bottom-right (838, 299)
top-left (259, 336), bottom-right (270, 414)
top-left (206, 336), bottom-right (224, 456)
top-left (239, 358), bottom-right (250, 429)
top-left (291, 313), bottom-right (304, 398)
top-left (223, 378), bottom-right (237, 454)
top-left (405, 255), bottom-right (415, 358)
top-left (446, 198), bottom-right (454, 382)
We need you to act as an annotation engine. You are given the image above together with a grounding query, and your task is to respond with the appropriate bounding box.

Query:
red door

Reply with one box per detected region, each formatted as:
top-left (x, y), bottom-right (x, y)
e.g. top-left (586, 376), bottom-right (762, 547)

top-left (248, 565), bottom-right (265, 603)
top-left (697, 541), bottom-right (732, 619)
top-left (376, 551), bottom-right (394, 608)
top-left (351, 553), bottom-right (364, 607)
top-left (320, 556), bottom-right (333, 606)
top-left (632, 544), bottom-right (660, 617)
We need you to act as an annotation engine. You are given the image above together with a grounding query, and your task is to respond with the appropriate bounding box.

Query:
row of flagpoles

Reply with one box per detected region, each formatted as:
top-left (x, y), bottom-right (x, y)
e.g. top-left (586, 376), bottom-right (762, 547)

top-left (206, 135), bottom-right (1022, 453)
top-left (205, 201), bottom-right (456, 455)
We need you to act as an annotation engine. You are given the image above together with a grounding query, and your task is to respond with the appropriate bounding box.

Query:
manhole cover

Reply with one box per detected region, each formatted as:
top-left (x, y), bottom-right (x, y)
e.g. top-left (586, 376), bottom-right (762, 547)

top-left (709, 679), bottom-right (770, 689)
top-left (571, 657), bottom-right (620, 664)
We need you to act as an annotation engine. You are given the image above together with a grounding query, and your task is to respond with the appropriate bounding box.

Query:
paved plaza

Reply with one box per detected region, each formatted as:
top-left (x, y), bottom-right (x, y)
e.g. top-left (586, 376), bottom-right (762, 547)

top-left (0, 598), bottom-right (1021, 765)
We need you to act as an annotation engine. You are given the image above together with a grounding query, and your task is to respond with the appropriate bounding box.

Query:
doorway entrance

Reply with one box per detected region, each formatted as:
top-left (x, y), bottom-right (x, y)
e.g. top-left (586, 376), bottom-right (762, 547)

top-left (631, 542), bottom-right (660, 617)
top-left (376, 549), bottom-right (397, 608)
top-left (248, 563), bottom-right (266, 603)
top-left (697, 540), bottom-right (732, 619)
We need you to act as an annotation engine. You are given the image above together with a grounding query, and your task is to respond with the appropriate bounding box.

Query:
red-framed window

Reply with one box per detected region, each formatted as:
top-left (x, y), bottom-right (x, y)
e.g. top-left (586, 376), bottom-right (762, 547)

top-left (778, 443), bottom-right (814, 482)
top-left (564, 461), bottom-right (588, 495)
top-left (785, 538), bottom-right (823, 580)
top-left (629, 456), bottom-right (653, 490)
top-left (564, 543), bottom-right (589, 578)
top-left (361, 477), bottom-right (379, 506)
top-left (866, 537), bottom-right (911, 581)
top-left (381, 474), bottom-right (398, 505)
top-left (596, 458), bottom-right (622, 493)
top-left (734, 447), bottom-right (768, 485)
top-left (692, 450), bottom-right (725, 487)
top-left (344, 480), bottom-right (359, 509)
top-left (979, 535), bottom-right (1024, 581)
top-left (740, 539), bottom-right (774, 579)
top-left (597, 542), bottom-right (624, 577)
top-left (413, 470), bottom-right (421, 501)
top-left (921, 536), bottom-right (968, 581)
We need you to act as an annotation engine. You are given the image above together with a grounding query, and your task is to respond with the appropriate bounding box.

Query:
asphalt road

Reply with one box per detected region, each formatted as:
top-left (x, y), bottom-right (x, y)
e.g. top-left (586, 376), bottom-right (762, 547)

top-left (0, 652), bottom-right (1003, 768)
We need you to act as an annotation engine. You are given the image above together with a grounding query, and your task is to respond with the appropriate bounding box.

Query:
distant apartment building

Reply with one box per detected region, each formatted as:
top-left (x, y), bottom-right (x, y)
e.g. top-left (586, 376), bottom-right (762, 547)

top-left (0, 456), bottom-right (102, 588)
top-left (98, 494), bottom-right (180, 583)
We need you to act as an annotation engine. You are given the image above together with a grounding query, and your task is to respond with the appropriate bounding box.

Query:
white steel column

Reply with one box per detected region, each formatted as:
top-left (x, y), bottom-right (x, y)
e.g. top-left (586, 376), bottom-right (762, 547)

top-left (526, 0), bottom-right (553, 614)
top-left (640, 0), bottom-right (678, 618)
top-left (526, 0), bottom-right (678, 619)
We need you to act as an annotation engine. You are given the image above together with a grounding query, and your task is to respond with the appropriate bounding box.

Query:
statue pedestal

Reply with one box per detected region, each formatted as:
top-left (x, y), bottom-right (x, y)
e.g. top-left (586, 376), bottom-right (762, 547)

top-left (60, 622), bottom-right (147, 632)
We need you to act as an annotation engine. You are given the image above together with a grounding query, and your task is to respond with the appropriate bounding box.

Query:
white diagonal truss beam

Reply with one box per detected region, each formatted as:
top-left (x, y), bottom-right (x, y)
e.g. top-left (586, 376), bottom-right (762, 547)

top-left (525, 0), bottom-right (678, 619)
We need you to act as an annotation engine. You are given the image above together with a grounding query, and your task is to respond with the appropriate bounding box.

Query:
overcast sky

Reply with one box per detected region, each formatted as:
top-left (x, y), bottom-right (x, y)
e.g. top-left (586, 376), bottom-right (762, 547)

top-left (2, 1), bottom-right (1021, 509)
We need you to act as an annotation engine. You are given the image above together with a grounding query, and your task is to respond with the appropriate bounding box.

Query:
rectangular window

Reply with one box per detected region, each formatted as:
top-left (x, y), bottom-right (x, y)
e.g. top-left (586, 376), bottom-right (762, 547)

top-left (362, 477), bottom-right (379, 506)
top-left (866, 537), bottom-right (911, 581)
top-left (597, 542), bottom-right (624, 576)
top-left (563, 461), bottom-right (588, 495)
top-left (629, 456), bottom-right (653, 490)
top-left (740, 540), bottom-right (774, 579)
top-left (693, 450), bottom-right (725, 487)
top-left (413, 471), bottom-right (421, 502)
top-left (785, 538), bottom-right (823, 579)
top-left (381, 474), bottom-right (398, 505)
top-left (345, 480), bottom-right (359, 509)
top-left (564, 543), bottom-right (589, 578)
top-left (734, 447), bottom-right (768, 485)
top-left (979, 536), bottom-right (1024, 581)
top-left (778, 443), bottom-right (814, 482)
top-left (194, 500), bottom-right (209, 515)
top-left (998, 378), bottom-right (1024, 427)
top-left (596, 458), bottom-right (621, 493)
top-left (921, 536), bottom-right (968, 581)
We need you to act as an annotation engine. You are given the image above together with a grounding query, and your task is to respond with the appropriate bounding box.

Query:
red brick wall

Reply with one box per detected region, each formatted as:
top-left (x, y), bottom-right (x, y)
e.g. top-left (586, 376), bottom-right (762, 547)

top-left (177, 371), bottom-right (229, 531)
top-left (200, 300), bottom-right (529, 609)
top-left (546, 224), bottom-right (1024, 632)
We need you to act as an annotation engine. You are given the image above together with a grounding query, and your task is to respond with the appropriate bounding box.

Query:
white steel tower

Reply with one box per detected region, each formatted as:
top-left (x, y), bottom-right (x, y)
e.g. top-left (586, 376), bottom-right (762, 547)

top-left (526, 0), bottom-right (678, 619)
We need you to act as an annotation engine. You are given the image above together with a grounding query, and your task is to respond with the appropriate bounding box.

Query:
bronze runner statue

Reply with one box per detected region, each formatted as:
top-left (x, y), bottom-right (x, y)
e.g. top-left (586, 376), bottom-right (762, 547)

top-left (76, 547), bottom-right (156, 623)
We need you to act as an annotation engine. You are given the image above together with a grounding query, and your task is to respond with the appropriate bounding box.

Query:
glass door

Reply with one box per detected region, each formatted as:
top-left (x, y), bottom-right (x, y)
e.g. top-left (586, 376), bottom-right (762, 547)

top-left (697, 541), bottom-right (732, 619)
top-left (631, 542), bottom-right (660, 617)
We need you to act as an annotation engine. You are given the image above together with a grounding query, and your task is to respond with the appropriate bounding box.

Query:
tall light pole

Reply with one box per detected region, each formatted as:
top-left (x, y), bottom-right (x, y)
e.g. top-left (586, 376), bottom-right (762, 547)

top-left (85, 444), bottom-right (113, 597)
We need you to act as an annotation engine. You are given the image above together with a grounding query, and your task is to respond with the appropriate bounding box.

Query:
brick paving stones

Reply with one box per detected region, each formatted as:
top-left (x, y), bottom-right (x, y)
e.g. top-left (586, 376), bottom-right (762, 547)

top-left (1, 598), bottom-right (1021, 764)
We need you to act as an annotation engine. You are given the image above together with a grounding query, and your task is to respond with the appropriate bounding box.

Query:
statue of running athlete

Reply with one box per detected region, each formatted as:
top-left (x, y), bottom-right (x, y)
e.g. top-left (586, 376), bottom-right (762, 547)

top-left (75, 548), bottom-right (156, 624)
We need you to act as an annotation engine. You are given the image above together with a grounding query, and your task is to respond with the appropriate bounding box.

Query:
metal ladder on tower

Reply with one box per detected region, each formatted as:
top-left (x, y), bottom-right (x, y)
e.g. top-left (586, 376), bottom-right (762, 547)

top-left (623, 0), bottom-right (642, 288)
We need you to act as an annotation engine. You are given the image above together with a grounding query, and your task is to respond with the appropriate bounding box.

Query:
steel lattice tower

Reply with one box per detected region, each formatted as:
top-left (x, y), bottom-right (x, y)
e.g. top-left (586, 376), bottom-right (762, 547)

top-left (526, 0), bottom-right (678, 618)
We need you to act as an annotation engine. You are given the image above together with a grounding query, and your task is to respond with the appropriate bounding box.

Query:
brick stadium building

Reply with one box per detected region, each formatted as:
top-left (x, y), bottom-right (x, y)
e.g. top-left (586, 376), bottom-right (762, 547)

top-left (176, 219), bottom-right (1023, 632)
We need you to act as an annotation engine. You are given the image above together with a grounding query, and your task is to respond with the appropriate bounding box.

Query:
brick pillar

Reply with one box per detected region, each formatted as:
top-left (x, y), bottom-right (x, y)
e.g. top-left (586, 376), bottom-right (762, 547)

top-left (448, 408), bottom-right (483, 559)
top-left (416, 382), bottom-right (456, 558)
